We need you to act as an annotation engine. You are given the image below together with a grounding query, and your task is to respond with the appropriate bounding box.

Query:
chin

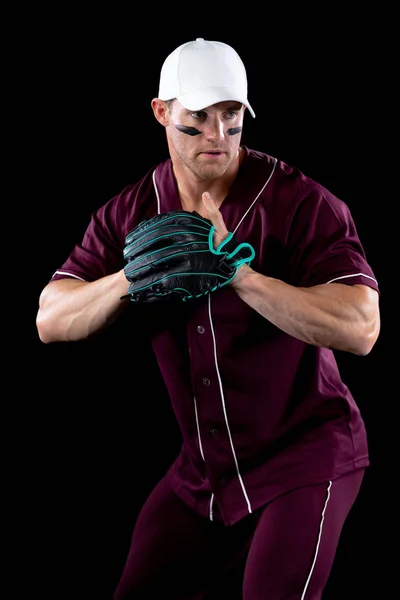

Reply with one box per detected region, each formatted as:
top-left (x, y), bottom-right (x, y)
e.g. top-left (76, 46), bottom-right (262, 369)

top-left (196, 157), bottom-right (231, 177)
top-left (197, 165), bottom-right (229, 180)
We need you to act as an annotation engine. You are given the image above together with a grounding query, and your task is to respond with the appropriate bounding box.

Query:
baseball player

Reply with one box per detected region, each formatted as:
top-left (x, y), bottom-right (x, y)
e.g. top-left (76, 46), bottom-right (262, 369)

top-left (36, 38), bottom-right (380, 599)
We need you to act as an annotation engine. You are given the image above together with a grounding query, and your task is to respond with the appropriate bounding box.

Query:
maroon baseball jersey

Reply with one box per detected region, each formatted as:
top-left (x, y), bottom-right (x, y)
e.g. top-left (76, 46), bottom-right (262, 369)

top-left (51, 147), bottom-right (379, 526)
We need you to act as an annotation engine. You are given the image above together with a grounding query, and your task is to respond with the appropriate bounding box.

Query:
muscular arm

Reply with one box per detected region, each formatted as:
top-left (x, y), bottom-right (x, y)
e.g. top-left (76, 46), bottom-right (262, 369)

top-left (231, 265), bottom-right (380, 356)
top-left (36, 269), bottom-right (130, 344)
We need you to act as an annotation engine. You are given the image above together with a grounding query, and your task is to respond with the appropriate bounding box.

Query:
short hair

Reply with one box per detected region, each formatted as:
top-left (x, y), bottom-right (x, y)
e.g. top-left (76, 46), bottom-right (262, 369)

top-left (165, 99), bottom-right (176, 111)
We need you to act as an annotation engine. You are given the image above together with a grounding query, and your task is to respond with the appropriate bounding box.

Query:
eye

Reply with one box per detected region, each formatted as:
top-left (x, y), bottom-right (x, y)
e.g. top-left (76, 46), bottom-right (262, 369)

top-left (190, 111), bottom-right (207, 120)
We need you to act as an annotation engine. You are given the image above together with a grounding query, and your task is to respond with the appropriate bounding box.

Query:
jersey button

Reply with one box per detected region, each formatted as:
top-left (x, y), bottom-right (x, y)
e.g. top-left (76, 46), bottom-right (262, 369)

top-left (209, 428), bottom-right (218, 436)
top-left (197, 325), bottom-right (205, 334)
top-left (202, 377), bottom-right (211, 386)
top-left (219, 478), bottom-right (226, 487)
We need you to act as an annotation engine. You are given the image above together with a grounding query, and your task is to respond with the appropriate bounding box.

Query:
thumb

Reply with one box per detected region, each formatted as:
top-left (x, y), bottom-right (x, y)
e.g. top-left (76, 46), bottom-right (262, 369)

top-left (202, 192), bottom-right (229, 247)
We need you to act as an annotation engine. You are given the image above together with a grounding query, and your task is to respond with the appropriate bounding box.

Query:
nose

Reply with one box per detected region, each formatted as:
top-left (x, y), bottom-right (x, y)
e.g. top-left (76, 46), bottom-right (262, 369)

top-left (203, 116), bottom-right (225, 142)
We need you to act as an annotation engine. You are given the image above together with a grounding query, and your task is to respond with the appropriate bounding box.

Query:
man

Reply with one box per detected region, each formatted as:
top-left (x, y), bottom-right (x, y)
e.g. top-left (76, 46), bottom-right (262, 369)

top-left (36, 38), bottom-right (380, 599)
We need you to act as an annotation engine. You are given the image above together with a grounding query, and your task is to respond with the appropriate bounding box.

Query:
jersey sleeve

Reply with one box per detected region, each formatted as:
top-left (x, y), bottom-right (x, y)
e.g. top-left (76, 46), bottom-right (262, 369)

top-left (49, 170), bottom-right (159, 283)
top-left (285, 185), bottom-right (379, 292)
top-left (50, 197), bottom-right (126, 282)
top-left (48, 165), bottom-right (161, 283)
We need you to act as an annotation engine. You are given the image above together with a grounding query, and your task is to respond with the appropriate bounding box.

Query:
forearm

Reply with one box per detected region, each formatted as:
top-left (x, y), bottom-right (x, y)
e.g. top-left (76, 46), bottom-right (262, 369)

top-left (36, 269), bottom-right (130, 343)
top-left (231, 265), bottom-right (380, 355)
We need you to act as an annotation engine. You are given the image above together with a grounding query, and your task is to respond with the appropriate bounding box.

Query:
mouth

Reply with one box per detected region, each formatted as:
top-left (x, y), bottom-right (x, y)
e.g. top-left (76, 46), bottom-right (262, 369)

top-left (199, 150), bottom-right (225, 156)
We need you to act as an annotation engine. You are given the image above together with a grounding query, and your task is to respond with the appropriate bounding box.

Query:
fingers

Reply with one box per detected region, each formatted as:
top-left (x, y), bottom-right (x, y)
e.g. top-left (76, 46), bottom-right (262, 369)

top-left (202, 192), bottom-right (229, 237)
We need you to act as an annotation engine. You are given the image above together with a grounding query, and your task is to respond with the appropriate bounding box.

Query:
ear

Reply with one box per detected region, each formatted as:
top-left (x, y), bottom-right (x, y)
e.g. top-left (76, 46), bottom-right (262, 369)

top-left (151, 98), bottom-right (170, 127)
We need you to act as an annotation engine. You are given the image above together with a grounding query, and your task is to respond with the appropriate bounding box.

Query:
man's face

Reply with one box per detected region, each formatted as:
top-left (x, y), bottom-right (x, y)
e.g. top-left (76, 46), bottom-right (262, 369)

top-left (165, 100), bottom-right (245, 180)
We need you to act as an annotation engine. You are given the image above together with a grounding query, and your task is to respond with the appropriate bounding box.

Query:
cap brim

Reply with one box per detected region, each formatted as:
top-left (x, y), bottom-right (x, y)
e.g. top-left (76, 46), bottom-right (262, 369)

top-left (177, 86), bottom-right (256, 118)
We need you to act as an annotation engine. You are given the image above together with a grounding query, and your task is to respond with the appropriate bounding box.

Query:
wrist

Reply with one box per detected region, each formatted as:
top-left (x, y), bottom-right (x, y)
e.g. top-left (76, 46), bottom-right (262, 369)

top-left (230, 263), bottom-right (254, 289)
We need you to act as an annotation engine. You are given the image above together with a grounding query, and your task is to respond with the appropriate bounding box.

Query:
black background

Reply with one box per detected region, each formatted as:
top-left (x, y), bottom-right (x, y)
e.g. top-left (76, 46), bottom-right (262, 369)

top-left (14, 7), bottom-right (395, 600)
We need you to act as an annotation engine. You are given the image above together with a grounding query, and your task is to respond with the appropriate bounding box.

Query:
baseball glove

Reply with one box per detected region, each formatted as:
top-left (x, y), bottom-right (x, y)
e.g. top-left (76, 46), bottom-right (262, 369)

top-left (121, 210), bottom-right (255, 303)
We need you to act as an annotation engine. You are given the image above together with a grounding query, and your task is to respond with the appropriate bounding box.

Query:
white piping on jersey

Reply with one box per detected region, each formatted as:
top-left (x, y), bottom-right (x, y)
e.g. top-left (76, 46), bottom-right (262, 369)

top-left (205, 160), bottom-right (278, 517)
top-left (193, 396), bottom-right (205, 461)
top-left (231, 157), bottom-right (277, 235)
top-left (52, 271), bottom-right (86, 281)
top-left (300, 480), bottom-right (332, 599)
top-left (209, 493), bottom-right (214, 521)
top-left (151, 156), bottom-right (278, 518)
top-left (208, 292), bottom-right (252, 514)
top-left (327, 272), bottom-right (378, 285)
top-left (152, 170), bottom-right (162, 214)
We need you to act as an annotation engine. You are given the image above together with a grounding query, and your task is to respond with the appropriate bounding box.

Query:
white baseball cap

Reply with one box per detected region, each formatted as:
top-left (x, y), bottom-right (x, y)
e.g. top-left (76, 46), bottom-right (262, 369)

top-left (158, 38), bottom-right (255, 118)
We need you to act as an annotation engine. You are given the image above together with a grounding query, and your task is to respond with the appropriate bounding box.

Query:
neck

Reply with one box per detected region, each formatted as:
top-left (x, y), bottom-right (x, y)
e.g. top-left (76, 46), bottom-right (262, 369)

top-left (173, 147), bottom-right (244, 215)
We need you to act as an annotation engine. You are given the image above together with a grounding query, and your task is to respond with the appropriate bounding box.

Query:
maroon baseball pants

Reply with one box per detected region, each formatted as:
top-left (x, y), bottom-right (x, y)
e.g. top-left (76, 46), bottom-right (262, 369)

top-left (113, 468), bottom-right (364, 599)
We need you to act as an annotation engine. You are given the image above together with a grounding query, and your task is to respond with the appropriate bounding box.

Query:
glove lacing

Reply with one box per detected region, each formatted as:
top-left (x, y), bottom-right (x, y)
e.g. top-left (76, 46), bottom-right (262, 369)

top-left (178, 230), bottom-right (254, 301)
top-left (121, 224), bottom-right (255, 303)
top-left (209, 227), bottom-right (255, 268)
